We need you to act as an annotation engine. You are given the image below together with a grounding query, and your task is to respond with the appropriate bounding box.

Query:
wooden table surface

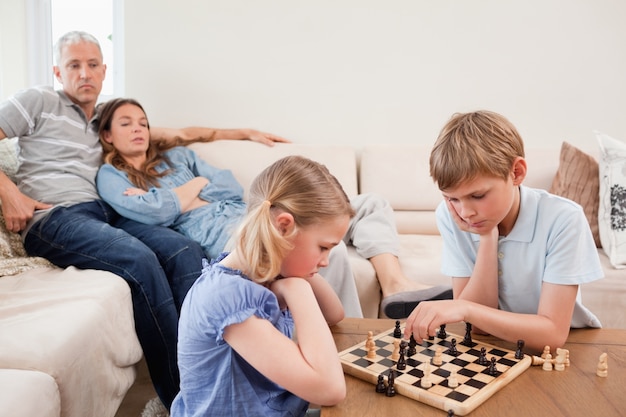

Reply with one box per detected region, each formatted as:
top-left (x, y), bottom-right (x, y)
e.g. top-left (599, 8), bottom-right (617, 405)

top-left (321, 318), bottom-right (626, 416)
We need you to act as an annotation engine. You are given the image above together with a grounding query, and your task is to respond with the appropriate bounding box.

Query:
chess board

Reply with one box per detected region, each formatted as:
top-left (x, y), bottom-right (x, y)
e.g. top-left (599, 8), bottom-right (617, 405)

top-left (339, 324), bottom-right (532, 416)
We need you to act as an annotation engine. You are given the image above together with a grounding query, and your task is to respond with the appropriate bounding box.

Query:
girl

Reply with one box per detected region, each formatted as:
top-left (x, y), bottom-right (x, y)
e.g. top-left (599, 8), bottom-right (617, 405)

top-left (171, 155), bottom-right (353, 416)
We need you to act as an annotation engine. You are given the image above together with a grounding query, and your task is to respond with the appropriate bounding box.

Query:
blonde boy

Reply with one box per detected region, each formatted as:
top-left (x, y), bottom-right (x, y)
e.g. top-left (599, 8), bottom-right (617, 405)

top-left (404, 111), bottom-right (603, 351)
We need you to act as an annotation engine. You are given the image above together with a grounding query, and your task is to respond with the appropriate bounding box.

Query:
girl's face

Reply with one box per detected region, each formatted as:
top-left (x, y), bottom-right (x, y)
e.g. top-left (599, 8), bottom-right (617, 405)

top-left (280, 214), bottom-right (350, 279)
top-left (103, 103), bottom-right (150, 159)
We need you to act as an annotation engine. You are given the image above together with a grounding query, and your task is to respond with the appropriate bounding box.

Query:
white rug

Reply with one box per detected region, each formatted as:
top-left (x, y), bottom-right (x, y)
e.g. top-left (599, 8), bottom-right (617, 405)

top-left (141, 397), bottom-right (169, 417)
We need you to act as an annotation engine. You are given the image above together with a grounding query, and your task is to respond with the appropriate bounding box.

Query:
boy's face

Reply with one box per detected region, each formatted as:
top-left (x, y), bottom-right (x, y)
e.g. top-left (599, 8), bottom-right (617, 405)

top-left (441, 172), bottom-right (521, 236)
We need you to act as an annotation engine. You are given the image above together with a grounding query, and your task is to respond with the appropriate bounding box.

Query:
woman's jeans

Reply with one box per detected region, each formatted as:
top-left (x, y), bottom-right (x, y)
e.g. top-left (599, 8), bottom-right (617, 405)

top-left (24, 200), bottom-right (205, 409)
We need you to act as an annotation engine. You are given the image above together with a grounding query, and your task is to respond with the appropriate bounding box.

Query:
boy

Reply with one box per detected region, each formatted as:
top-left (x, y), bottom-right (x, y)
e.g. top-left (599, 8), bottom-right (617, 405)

top-left (404, 110), bottom-right (603, 351)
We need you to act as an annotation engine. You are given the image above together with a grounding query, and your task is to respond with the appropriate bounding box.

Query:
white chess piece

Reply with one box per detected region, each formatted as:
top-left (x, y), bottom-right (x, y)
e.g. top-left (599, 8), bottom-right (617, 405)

top-left (421, 363), bottom-right (433, 388)
top-left (447, 369), bottom-right (459, 388)
top-left (542, 353), bottom-right (553, 371)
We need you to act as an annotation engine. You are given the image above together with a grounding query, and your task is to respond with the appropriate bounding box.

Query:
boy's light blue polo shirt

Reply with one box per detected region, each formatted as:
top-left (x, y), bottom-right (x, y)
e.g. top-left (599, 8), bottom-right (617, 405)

top-left (436, 185), bottom-right (603, 328)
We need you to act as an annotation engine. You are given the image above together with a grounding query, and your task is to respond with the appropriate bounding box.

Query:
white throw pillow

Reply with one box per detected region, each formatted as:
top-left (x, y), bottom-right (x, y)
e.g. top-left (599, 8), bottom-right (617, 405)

top-left (595, 131), bottom-right (626, 269)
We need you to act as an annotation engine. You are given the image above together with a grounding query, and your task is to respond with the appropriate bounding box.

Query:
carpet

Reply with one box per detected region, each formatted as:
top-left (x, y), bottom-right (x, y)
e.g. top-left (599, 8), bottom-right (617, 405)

top-left (141, 398), bottom-right (169, 417)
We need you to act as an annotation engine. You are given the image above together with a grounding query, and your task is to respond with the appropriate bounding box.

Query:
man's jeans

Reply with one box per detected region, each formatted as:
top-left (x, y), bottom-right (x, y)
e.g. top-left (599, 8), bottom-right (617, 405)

top-left (24, 200), bottom-right (205, 408)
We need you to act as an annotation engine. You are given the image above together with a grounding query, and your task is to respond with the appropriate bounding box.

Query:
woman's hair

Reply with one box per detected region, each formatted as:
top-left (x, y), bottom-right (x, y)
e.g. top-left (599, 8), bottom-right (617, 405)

top-left (429, 110), bottom-right (525, 191)
top-left (54, 31), bottom-right (102, 65)
top-left (235, 155), bottom-right (355, 283)
top-left (97, 97), bottom-right (210, 190)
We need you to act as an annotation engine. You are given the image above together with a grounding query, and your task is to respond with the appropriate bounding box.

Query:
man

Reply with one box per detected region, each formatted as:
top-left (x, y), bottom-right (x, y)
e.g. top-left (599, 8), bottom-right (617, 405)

top-left (0, 31), bottom-right (286, 409)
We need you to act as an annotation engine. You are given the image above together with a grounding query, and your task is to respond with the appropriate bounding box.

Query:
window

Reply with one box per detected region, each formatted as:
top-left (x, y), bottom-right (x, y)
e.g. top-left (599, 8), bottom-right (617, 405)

top-left (28, 0), bottom-right (123, 99)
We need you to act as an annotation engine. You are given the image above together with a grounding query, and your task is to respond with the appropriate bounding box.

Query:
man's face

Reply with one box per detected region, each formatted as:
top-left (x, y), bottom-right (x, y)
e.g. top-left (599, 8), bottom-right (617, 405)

top-left (53, 41), bottom-right (106, 115)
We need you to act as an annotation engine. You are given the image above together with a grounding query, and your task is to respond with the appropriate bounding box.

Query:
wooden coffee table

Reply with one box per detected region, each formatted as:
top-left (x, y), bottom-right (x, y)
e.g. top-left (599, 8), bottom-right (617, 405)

top-left (321, 318), bottom-right (626, 416)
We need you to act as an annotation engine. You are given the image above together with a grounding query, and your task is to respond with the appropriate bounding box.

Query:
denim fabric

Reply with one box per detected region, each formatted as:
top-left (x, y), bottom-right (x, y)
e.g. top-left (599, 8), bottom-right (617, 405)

top-left (171, 199), bottom-right (247, 260)
top-left (24, 200), bottom-right (205, 408)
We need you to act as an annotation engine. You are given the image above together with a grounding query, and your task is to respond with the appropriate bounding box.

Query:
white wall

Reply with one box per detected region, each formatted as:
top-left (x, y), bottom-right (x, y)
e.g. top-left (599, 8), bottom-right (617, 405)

top-left (124, 0), bottom-right (626, 149)
top-left (0, 0), bottom-right (28, 100)
top-left (2, 1), bottom-right (625, 149)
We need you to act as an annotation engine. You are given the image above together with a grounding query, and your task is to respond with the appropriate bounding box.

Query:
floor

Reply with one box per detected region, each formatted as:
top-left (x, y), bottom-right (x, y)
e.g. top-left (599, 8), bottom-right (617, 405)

top-left (115, 358), bottom-right (157, 417)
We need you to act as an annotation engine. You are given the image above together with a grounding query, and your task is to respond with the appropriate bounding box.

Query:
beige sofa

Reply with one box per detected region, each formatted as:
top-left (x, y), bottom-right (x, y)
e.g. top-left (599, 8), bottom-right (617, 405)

top-left (190, 141), bottom-right (625, 328)
top-left (1, 139), bottom-right (623, 417)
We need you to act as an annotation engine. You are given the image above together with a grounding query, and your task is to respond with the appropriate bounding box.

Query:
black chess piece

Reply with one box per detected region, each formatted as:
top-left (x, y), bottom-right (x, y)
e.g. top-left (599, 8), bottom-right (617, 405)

top-left (478, 347), bottom-right (488, 365)
top-left (437, 324), bottom-right (447, 339)
top-left (447, 410), bottom-right (455, 417)
top-left (407, 334), bottom-right (417, 356)
top-left (461, 322), bottom-right (473, 346)
top-left (385, 371), bottom-right (396, 397)
top-left (397, 347), bottom-right (406, 370)
top-left (393, 320), bottom-right (402, 338)
top-left (515, 339), bottom-right (525, 359)
top-left (488, 356), bottom-right (498, 376)
top-left (445, 338), bottom-right (459, 356)
top-left (375, 374), bottom-right (386, 393)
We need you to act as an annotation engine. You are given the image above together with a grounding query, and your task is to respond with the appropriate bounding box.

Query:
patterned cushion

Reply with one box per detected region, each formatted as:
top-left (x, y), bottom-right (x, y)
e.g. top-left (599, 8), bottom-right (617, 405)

top-left (595, 131), bottom-right (626, 269)
top-left (549, 141), bottom-right (600, 247)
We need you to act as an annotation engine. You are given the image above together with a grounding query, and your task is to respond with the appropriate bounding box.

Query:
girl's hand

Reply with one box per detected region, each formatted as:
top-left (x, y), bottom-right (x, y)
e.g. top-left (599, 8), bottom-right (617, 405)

top-left (123, 187), bottom-right (147, 196)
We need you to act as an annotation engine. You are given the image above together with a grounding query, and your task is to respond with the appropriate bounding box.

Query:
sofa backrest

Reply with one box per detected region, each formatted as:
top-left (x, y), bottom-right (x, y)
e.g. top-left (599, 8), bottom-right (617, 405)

top-left (359, 145), bottom-right (567, 235)
top-left (188, 141), bottom-right (359, 200)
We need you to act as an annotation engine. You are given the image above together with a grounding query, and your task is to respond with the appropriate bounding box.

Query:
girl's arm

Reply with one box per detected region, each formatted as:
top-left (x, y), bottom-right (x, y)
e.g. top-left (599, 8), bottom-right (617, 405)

top-left (306, 273), bottom-right (345, 326)
top-left (404, 282), bottom-right (578, 351)
top-left (223, 278), bottom-right (346, 406)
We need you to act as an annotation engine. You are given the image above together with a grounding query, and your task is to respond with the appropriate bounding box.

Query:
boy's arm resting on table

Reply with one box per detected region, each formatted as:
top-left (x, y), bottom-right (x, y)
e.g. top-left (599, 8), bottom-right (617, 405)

top-left (149, 127), bottom-right (291, 146)
top-left (224, 278), bottom-right (346, 406)
top-left (405, 282), bottom-right (578, 352)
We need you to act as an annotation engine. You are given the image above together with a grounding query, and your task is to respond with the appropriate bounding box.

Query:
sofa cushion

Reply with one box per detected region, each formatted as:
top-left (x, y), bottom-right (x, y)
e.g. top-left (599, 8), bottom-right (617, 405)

top-left (188, 141), bottom-right (358, 199)
top-left (596, 131), bottom-right (626, 269)
top-left (549, 141), bottom-right (601, 247)
top-left (360, 145), bottom-right (443, 235)
top-left (0, 266), bottom-right (143, 417)
top-left (0, 369), bottom-right (60, 417)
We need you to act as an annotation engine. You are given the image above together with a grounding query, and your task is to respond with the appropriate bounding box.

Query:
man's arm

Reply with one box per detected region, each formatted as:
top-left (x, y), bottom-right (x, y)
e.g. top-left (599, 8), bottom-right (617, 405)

top-left (0, 128), bottom-right (53, 232)
top-left (149, 127), bottom-right (290, 147)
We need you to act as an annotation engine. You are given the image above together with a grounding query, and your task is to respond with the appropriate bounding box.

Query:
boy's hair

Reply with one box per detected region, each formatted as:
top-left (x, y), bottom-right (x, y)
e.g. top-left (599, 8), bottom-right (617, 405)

top-left (235, 155), bottom-right (355, 283)
top-left (429, 110), bottom-right (525, 190)
top-left (54, 31), bottom-right (102, 65)
top-left (97, 97), bottom-right (212, 190)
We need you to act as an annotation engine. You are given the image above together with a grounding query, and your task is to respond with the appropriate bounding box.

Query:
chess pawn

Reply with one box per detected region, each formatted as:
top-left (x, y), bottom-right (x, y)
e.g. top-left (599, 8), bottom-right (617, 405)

top-left (391, 339), bottom-right (400, 361)
top-left (596, 352), bottom-right (608, 377)
top-left (541, 345), bottom-right (550, 359)
top-left (366, 331), bottom-right (376, 359)
top-left (375, 374), bottom-right (387, 393)
top-left (554, 352), bottom-right (566, 371)
top-left (542, 353), bottom-right (553, 371)
top-left (432, 346), bottom-right (443, 366)
top-left (421, 363), bottom-right (433, 388)
top-left (447, 369), bottom-right (459, 388)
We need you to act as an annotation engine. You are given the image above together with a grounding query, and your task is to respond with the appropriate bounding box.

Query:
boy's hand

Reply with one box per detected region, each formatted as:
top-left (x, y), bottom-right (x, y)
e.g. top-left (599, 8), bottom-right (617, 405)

top-left (403, 299), bottom-right (470, 343)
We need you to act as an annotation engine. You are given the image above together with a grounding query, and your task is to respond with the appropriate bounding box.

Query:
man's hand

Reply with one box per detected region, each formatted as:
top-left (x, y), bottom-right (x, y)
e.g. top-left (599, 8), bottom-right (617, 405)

top-left (1, 191), bottom-right (52, 233)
